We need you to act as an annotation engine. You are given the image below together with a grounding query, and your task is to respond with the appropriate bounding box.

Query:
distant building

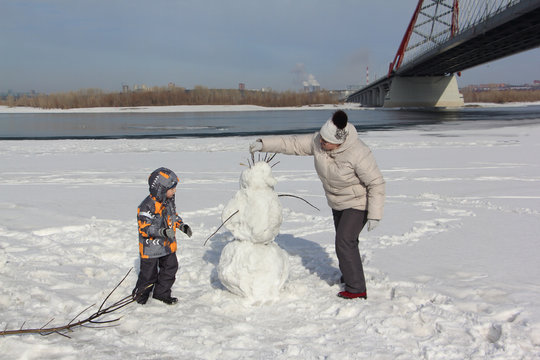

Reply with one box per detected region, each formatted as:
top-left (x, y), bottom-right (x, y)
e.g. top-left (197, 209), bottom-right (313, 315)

top-left (303, 81), bottom-right (320, 93)
top-left (303, 74), bottom-right (321, 92)
top-left (133, 84), bottom-right (149, 92)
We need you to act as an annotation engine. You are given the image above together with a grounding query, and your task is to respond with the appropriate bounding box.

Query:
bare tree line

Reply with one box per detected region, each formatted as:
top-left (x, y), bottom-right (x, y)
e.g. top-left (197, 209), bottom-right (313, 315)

top-left (1, 87), bottom-right (340, 109)
top-left (461, 88), bottom-right (540, 103)
top-left (3, 87), bottom-right (539, 109)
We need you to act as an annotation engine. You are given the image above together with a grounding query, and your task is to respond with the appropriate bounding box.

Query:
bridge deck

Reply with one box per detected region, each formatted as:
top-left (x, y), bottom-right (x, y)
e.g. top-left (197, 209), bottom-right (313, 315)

top-left (397, 0), bottom-right (540, 76)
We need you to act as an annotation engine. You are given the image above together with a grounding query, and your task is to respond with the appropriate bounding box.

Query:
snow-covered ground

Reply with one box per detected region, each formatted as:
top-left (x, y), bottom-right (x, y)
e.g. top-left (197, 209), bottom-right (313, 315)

top-left (1, 106), bottom-right (540, 359)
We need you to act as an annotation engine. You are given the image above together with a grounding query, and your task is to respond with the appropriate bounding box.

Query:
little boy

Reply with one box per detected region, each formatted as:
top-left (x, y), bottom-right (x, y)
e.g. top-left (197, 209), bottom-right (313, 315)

top-left (132, 167), bottom-right (192, 305)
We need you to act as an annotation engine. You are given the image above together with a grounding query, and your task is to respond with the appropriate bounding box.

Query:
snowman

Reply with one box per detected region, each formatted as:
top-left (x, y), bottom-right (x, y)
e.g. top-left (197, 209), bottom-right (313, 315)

top-left (218, 160), bottom-right (289, 301)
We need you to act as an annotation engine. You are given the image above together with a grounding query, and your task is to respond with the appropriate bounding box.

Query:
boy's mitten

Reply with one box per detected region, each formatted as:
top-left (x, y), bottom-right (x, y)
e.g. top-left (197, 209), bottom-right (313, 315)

top-left (159, 228), bottom-right (175, 239)
top-left (180, 224), bottom-right (193, 238)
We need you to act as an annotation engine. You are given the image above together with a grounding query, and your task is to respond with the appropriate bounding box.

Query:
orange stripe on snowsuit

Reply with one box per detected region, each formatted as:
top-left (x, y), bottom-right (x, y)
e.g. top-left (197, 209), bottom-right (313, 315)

top-left (161, 239), bottom-right (177, 254)
top-left (173, 219), bottom-right (183, 231)
top-left (154, 201), bottom-right (163, 215)
top-left (137, 208), bottom-right (151, 237)
top-left (138, 220), bottom-right (150, 237)
top-left (139, 243), bottom-right (148, 258)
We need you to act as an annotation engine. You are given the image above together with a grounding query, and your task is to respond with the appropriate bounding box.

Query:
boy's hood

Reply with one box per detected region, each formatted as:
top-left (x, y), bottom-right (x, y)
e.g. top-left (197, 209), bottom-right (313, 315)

top-left (148, 167), bottom-right (179, 202)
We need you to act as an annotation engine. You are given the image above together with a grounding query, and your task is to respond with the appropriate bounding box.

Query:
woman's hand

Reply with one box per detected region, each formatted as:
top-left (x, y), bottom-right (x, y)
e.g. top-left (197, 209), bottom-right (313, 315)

top-left (367, 219), bottom-right (379, 231)
top-left (249, 140), bottom-right (263, 153)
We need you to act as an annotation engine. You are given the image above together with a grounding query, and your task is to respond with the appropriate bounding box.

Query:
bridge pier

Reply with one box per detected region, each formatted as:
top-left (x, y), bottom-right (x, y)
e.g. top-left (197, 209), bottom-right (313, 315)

top-left (347, 74), bottom-right (463, 108)
top-left (383, 75), bottom-right (464, 108)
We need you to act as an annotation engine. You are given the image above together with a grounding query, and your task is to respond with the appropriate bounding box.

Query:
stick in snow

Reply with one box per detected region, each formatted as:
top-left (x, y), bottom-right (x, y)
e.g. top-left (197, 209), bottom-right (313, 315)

top-left (0, 269), bottom-right (142, 338)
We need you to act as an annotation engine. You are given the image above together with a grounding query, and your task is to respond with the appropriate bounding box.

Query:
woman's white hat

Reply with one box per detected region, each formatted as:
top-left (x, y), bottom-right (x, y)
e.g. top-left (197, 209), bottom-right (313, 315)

top-left (319, 118), bottom-right (348, 144)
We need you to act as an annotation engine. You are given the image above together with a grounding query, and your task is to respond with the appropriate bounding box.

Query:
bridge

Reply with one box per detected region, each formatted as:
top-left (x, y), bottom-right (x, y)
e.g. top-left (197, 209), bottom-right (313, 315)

top-left (346, 0), bottom-right (540, 108)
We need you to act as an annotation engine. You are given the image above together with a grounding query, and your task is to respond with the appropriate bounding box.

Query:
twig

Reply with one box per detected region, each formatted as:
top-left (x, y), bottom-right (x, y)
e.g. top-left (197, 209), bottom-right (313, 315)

top-left (266, 153), bottom-right (277, 163)
top-left (203, 210), bottom-right (239, 246)
top-left (98, 269), bottom-right (132, 312)
top-left (248, 153), bottom-right (277, 166)
top-left (278, 194), bottom-right (320, 211)
top-left (0, 269), bottom-right (138, 337)
top-left (68, 304), bottom-right (94, 327)
top-left (204, 193), bottom-right (318, 247)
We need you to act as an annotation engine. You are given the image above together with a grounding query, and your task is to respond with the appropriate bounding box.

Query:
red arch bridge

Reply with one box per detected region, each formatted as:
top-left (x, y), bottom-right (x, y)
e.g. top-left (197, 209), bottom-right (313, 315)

top-left (346, 0), bottom-right (540, 107)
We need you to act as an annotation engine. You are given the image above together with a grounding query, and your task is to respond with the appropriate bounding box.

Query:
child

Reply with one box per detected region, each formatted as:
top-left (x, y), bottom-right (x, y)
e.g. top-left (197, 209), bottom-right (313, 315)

top-left (132, 167), bottom-right (192, 305)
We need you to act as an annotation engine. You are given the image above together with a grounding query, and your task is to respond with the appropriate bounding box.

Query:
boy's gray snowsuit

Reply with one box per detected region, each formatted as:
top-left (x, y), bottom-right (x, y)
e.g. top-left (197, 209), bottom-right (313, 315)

top-left (133, 168), bottom-right (184, 301)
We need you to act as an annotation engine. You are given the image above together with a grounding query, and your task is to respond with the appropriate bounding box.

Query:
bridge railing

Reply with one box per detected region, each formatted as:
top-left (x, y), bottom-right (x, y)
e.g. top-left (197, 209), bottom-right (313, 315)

top-left (401, 0), bottom-right (521, 67)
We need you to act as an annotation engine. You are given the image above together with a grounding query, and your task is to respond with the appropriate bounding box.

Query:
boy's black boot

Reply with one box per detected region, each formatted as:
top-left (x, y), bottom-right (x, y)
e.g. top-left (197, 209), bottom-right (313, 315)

top-left (132, 288), bottom-right (150, 305)
top-left (136, 294), bottom-right (149, 305)
top-left (153, 295), bottom-right (178, 305)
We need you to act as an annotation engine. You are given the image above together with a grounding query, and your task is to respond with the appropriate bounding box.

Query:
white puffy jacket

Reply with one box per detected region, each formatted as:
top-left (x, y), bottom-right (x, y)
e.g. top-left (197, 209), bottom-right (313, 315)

top-left (260, 123), bottom-right (385, 220)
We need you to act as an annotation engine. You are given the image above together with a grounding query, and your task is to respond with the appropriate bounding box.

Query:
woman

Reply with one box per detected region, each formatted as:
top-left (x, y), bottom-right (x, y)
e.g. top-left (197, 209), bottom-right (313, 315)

top-left (249, 110), bottom-right (385, 299)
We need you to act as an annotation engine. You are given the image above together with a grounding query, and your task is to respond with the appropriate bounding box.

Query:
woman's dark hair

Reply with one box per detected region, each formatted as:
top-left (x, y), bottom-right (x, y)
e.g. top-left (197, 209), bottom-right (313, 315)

top-left (332, 110), bottom-right (348, 129)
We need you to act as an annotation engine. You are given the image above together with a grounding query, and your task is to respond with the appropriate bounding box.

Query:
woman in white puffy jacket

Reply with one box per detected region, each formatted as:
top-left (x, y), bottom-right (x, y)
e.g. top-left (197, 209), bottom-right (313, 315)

top-left (249, 110), bottom-right (385, 300)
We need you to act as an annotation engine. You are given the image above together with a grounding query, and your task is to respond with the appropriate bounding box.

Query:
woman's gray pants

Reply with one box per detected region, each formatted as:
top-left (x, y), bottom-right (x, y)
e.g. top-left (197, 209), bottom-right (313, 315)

top-left (332, 208), bottom-right (368, 294)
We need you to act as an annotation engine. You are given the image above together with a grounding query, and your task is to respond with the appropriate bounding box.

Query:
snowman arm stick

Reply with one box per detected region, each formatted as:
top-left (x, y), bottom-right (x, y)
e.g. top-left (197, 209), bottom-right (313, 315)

top-left (266, 153), bottom-right (277, 163)
top-left (278, 194), bottom-right (320, 212)
top-left (203, 210), bottom-right (240, 246)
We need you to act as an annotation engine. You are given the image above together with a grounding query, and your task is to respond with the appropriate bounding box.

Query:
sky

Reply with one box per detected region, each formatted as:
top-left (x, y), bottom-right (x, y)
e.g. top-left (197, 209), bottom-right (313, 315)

top-left (1, 0), bottom-right (539, 94)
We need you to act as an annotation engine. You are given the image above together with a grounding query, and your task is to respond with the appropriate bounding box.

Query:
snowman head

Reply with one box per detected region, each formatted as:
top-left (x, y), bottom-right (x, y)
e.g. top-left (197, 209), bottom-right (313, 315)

top-left (240, 161), bottom-right (277, 190)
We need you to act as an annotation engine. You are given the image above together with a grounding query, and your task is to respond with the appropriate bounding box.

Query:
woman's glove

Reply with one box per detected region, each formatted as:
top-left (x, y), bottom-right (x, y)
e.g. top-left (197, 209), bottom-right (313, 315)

top-left (159, 228), bottom-right (175, 239)
top-left (367, 219), bottom-right (379, 231)
top-left (249, 140), bottom-right (263, 153)
top-left (179, 224), bottom-right (193, 237)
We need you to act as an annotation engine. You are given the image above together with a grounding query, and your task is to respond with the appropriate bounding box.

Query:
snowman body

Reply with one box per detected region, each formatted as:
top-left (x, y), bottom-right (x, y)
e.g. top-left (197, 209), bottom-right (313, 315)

top-left (218, 161), bottom-right (289, 300)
